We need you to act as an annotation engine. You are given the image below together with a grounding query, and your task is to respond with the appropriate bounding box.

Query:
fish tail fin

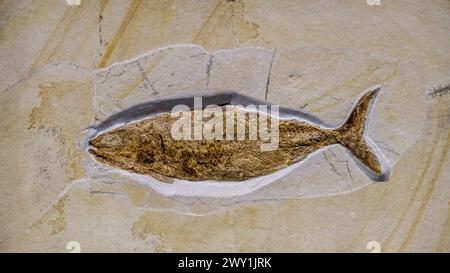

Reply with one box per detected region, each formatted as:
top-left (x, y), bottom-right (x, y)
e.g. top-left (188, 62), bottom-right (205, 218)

top-left (335, 86), bottom-right (389, 181)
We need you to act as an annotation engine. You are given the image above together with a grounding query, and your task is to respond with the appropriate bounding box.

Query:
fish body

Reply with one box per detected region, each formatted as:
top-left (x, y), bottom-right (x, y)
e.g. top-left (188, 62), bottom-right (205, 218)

top-left (88, 87), bottom-right (389, 182)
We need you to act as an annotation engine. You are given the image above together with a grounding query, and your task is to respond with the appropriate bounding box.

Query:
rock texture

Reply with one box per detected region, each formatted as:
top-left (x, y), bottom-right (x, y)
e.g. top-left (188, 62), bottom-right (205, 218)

top-left (83, 45), bottom-right (422, 202)
top-left (0, 0), bottom-right (449, 252)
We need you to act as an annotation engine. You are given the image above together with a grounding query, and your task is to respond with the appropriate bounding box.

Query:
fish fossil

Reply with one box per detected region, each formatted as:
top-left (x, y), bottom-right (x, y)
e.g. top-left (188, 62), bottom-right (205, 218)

top-left (88, 86), bottom-right (389, 183)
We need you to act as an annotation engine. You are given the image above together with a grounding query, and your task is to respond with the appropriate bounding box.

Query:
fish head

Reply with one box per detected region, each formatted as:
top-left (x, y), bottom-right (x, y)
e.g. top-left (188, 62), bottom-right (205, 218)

top-left (88, 128), bottom-right (144, 165)
top-left (88, 124), bottom-right (169, 171)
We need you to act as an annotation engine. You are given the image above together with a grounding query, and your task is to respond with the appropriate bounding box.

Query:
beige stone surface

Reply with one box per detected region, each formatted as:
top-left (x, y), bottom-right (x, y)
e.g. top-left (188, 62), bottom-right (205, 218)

top-left (0, 0), bottom-right (449, 252)
top-left (82, 45), bottom-right (423, 205)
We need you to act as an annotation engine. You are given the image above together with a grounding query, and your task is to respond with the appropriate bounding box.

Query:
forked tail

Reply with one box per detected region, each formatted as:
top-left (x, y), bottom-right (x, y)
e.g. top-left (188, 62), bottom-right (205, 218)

top-left (334, 86), bottom-right (389, 181)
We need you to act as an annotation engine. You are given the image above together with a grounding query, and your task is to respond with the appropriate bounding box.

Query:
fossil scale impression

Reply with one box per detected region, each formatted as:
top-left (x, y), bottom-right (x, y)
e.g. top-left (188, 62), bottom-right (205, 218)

top-left (88, 86), bottom-right (389, 183)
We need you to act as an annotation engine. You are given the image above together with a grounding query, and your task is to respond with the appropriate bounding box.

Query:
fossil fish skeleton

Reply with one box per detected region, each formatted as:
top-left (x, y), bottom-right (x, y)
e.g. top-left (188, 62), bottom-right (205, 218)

top-left (88, 86), bottom-right (390, 183)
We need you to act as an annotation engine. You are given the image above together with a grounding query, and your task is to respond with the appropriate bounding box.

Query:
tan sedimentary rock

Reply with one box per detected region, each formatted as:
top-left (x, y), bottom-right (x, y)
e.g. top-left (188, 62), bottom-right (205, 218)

top-left (1, 0), bottom-right (449, 253)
